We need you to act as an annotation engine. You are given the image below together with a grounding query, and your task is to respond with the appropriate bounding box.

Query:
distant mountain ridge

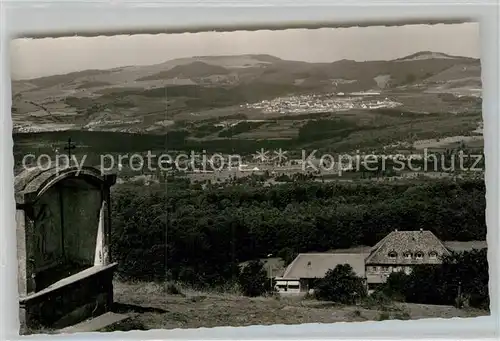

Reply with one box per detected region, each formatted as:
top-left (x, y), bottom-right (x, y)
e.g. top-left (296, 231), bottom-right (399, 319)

top-left (13, 52), bottom-right (479, 82)
top-left (393, 51), bottom-right (475, 61)
top-left (12, 52), bottom-right (480, 94)
top-left (11, 51), bottom-right (481, 133)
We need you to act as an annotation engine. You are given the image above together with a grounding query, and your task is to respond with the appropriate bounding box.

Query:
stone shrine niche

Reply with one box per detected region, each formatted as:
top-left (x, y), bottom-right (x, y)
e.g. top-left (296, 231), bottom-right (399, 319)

top-left (15, 166), bottom-right (117, 332)
top-left (31, 178), bottom-right (104, 290)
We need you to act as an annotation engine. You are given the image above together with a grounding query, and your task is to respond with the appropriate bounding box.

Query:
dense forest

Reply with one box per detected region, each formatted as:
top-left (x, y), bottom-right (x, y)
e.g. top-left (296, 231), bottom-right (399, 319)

top-left (110, 178), bottom-right (486, 288)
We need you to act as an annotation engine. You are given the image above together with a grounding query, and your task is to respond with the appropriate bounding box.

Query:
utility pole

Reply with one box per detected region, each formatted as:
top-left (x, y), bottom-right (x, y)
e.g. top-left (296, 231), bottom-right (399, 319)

top-left (268, 264), bottom-right (273, 289)
top-left (267, 253), bottom-right (274, 291)
top-left (456, 281), bottom-right (462, 308)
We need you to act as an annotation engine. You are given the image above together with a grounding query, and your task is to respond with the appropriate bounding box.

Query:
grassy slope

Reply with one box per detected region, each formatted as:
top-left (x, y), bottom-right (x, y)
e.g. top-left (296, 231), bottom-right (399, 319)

top-left (110, 281), bottom-right (487, 331)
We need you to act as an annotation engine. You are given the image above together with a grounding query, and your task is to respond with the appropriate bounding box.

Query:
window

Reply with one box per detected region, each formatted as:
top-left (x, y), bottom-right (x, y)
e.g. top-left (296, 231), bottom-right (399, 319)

top-left (388, 251), bottom-right (397, 259)
top-left (403, 252), bottom-right (412, 260)
top-left (288, 285), bottom-right (300, 290)
top-left (415, 251), bottom-right (424, 260)
top-left (429, 251), bottom-right (438, 259)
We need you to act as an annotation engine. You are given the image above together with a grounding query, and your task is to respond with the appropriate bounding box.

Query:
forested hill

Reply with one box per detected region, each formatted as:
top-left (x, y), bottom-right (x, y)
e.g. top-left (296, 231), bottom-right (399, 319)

top-left (110, 178), bottom-right (486, 286)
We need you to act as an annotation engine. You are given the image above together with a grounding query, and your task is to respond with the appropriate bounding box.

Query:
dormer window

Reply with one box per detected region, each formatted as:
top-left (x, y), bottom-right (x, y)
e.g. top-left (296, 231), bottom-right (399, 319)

top-left (415, 251), bottom-right (424, 260)
top-left (429, 251), bottom-right (438, 259)
top-left (388, 251), bottom-right (397, 259)
top-left (403, 252), bottom-right (412, 260)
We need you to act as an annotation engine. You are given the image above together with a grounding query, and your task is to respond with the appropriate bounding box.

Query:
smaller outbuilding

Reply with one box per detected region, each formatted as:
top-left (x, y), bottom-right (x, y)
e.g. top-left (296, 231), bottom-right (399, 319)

top-left (274, 253), bottom-right (366, 295)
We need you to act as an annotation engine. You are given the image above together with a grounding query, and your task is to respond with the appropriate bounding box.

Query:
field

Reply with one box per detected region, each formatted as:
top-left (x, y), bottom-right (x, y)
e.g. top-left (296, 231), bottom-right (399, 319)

top-left (109, 281), bottom-right (488, 331)
top-left (12, 105), bottom-right (483, 166)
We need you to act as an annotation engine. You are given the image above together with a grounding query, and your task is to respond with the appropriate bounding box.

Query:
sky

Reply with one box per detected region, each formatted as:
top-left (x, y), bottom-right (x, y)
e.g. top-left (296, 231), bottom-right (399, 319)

top-left (10, 23), bottom-right (480, 80)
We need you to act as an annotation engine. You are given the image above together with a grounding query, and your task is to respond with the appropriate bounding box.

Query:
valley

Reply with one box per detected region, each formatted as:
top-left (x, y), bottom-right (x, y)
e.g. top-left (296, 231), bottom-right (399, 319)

top-left (12, 51), bottom-right (484, 175)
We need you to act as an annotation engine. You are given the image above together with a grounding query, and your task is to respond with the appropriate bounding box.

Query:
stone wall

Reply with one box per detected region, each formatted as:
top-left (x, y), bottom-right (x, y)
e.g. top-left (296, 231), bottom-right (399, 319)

top-left (19, 264), bottom-right (116, 333)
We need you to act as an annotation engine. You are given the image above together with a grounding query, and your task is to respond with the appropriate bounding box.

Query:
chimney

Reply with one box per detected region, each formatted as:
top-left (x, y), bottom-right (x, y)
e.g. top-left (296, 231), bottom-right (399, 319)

top-left (420, 228), bottom-right (423, 232)
top-left (395, 229), bottom-right (398, 232)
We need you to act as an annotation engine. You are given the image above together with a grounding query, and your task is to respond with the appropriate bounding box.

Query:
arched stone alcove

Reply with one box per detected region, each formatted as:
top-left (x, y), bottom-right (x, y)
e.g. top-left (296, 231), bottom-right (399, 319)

top-left (15, 166), bottom-right (118, 331)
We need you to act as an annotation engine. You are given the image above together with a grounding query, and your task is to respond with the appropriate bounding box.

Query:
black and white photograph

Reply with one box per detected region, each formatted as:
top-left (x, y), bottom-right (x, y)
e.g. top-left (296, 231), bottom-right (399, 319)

top-left (10, 21), bottom-right (488, 334)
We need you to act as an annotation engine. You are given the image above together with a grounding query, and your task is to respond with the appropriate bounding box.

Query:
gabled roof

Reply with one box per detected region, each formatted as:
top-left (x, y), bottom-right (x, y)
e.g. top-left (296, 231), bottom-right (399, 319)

top-left (280, 253), bottom-right (366, 280)
top-left (365, 230), bottom-right (450, 265)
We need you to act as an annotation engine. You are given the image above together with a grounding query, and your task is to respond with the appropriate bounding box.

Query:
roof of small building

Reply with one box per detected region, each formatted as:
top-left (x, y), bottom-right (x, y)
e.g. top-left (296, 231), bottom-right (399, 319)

top-left (281, 253), bottom-right (366, 280)
top-left (365, 229), bottom-right (450, 265)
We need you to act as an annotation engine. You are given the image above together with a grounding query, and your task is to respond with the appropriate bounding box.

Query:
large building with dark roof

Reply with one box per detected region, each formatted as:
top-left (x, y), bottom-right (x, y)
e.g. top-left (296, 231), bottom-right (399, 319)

top-left (364, 229), bottom-right (451, 291)
top-left (274, 229), bottom-right (486, 295)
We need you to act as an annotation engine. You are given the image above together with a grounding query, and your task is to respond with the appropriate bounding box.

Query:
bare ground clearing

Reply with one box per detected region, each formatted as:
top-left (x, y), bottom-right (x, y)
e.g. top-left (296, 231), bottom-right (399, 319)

top-left (110, 281), bottom-right (488, 331)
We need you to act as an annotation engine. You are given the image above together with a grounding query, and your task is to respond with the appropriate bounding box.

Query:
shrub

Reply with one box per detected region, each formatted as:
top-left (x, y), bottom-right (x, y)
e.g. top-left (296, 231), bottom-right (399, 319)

top-left (380, 271), bottom-right (410, 301)
top-left (166, 282), bottom-right (183, 295)
top-left (378, 312), bottom-right (390, 321)
top-left (393, 311), bottom-right (411, 320)
top-left (238, 260), bottom-right (269, 297)
top-left (398, 264), bottom-right (450, 305)
top-left (315, 264), bottom-right (367, 304)
top-left (362, 290), bottom-right (392, 310)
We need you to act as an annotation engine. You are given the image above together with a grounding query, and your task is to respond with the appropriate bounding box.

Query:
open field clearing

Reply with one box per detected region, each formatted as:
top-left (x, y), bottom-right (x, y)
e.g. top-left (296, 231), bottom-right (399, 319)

top-left (109, 281), bottom-right (488, 331)
top-left (413, 135), bottom-right (483, 150)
